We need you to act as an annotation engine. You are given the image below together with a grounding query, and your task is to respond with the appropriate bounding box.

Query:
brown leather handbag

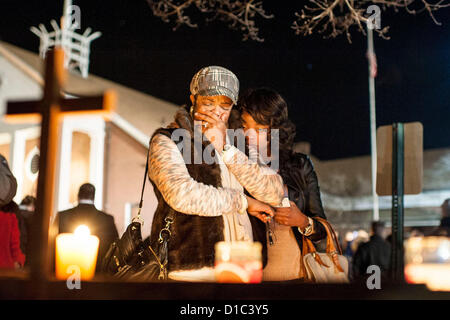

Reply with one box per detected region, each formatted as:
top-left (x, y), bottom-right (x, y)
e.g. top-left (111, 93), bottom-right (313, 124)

top-left (301, 217), bottom-right (349, 283)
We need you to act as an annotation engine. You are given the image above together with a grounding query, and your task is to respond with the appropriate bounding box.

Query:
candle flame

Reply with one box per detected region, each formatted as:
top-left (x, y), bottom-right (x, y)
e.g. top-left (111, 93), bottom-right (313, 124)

top-left (74, 225), bottom-right (90, 237)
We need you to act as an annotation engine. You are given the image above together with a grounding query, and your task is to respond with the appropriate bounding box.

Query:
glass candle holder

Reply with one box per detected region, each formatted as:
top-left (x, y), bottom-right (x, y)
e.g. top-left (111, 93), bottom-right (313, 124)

top-left (214, 241), bottom-right (262, 283)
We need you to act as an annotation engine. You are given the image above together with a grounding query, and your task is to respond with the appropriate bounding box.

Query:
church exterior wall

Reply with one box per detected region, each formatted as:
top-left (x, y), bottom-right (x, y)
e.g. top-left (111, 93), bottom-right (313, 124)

top-left (103, 122), bottom-right (157, 238)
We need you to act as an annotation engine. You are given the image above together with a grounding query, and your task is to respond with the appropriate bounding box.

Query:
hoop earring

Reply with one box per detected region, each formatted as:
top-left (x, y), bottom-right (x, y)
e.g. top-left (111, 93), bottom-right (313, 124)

top-left (190, 105), bottom-right (194, 117)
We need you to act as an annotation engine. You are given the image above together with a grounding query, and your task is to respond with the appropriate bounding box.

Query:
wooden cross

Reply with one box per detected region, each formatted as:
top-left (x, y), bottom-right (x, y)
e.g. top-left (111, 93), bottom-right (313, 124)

top-left (5, 48), bottom-right (116, 281)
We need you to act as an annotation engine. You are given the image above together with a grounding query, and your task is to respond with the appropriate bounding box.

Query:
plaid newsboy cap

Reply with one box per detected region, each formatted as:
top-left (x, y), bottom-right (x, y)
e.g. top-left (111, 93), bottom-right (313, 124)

top-left (190, 66), bottom-right (239, 105)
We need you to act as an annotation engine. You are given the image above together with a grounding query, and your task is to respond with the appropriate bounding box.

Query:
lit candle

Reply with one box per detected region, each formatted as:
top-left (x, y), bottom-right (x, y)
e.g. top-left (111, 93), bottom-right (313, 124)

top-left (405, 236), bottom-right (450, 291)
top-left (214, 241), bottom-right (262, 283)
top-left (55, 225), bottom-right (100, 280)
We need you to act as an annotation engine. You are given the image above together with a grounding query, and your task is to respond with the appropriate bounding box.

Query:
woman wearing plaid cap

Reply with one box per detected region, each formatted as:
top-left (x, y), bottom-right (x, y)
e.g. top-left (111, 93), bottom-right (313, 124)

top-left (147, 67), bottom-right (285, 279)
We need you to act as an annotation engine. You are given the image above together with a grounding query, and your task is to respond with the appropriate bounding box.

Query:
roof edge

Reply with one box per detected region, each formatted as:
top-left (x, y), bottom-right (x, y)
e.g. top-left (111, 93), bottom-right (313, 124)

top-left (0, 43), bottom-right (43, 86)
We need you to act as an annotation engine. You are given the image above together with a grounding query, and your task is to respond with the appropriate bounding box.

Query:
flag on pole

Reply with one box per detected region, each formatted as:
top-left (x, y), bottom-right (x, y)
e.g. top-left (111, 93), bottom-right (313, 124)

top-left (367, 51), bottom-right (378, 78)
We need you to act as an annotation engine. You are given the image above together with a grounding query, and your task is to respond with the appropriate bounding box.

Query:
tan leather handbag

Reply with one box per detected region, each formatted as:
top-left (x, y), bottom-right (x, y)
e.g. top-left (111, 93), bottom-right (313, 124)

top-left (301, 217), bottom-right (349, 283)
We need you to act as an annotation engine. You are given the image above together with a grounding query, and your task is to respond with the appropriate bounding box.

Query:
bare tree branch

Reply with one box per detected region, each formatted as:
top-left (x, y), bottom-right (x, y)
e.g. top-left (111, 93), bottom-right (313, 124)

top-left (214, 0), bottom-right (274, 42)
top-left (146, 0), bottom-right (449, 42)
top-left (292, 0), bottom-right (450, 43)
top-left (147, 0), bottom-right (274, 41)
top-left (147, 0), bottom-right (200, 30)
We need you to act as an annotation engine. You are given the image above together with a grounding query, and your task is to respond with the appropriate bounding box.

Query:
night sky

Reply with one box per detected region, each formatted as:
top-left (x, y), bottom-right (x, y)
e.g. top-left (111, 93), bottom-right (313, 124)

top-left (1, 0), bottom-right (449, 160)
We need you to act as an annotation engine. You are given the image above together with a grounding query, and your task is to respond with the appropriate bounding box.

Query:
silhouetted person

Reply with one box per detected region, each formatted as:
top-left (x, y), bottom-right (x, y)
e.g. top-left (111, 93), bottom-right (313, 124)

top-left (437, 199), bottom-right (450, 236)
top-left (17, 195), bottom-right (36, 265)
top-left (386, 234), bottom-right (393, 245)
top-left (53, 183), bottom-right (119, 273)
top-left (352, 221), bottom-right (391, 279)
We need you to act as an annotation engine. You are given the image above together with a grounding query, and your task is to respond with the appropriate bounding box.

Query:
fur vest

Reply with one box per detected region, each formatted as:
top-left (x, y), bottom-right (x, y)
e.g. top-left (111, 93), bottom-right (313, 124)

top-left (149, 107), bottom-right (267, 271)
top-left (149, 107), bottom-right (225, 271)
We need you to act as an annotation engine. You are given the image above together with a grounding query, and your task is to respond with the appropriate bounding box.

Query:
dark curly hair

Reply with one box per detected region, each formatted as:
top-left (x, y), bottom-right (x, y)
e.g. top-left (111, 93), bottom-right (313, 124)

top-left (237, 88), bottom-right (296, 169)
top-left (20, 195), bottom-right (36, 207)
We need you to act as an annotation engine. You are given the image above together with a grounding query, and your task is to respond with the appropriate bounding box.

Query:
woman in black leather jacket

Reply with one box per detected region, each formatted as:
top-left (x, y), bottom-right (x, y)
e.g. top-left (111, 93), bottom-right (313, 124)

top-left (235, 87), bottom-right (328, 280)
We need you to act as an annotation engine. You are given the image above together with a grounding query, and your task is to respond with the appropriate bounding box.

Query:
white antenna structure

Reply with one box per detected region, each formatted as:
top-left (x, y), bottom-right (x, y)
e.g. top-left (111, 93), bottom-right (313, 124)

top-left (30, 1), bottom-right (101, 78)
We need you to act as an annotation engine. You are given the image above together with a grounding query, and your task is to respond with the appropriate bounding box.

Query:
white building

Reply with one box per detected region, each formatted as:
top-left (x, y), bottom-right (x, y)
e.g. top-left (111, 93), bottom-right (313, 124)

top-left (295, 142), bottom-right (450, 233)
top-left (0, 41), bottom-right (179, 238)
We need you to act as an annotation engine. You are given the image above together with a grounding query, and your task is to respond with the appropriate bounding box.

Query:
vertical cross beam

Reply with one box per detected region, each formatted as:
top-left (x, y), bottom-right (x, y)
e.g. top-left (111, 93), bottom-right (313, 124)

top-left (29, 49), bottom-right (65, 283)
top-left (391, 122), bottom-right (405, 282)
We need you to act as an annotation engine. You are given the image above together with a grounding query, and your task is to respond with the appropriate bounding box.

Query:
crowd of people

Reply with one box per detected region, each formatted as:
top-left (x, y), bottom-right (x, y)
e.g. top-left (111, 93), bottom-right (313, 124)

top-left (0, 65), bottom-right (449, 284)
top-left (342, 200), bottom-right (450, 281)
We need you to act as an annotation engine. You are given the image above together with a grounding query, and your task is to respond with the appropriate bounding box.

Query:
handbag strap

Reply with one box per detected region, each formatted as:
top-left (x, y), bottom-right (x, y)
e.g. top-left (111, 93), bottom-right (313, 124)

top-left (135, 146), bottom-right (176, 224)
top-left (314, 217), bottom-right (343, 255)
top-left (143, 141), bottom-right (175, 279)
top-left (132, 148), bottom-right (150, 225)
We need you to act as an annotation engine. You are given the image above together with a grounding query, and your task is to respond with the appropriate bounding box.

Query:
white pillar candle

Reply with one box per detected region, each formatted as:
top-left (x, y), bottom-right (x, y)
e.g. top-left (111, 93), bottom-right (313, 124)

top-left (55, 225), bottom-right (100, 280)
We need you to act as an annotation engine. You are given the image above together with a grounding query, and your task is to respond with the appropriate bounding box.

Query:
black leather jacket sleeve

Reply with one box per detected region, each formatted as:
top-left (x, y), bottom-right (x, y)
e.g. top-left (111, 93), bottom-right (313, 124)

top-left (302, 156), bottom-right (327, 242)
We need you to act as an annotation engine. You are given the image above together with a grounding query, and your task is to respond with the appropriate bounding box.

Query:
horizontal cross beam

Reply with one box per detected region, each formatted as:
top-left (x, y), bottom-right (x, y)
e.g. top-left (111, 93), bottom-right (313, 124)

top-left (5, 90), bottom-right (116, 123)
